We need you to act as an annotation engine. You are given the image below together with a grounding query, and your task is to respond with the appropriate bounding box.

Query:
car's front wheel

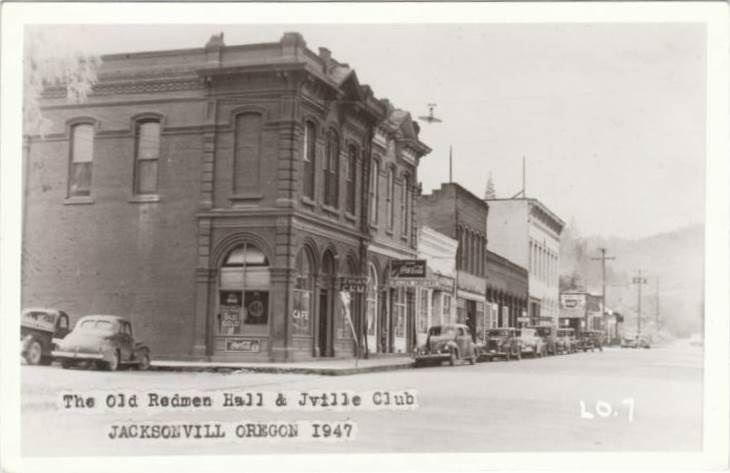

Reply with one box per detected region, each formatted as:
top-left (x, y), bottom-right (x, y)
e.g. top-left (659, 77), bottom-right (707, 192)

top-left (448, 349), bottom-right (458, 366)
top-left (24, 339), bottom-right (43, 365)
top-left (61, 359), bottom-right (74, 369)
top-left (105, 350), bottom-right (120, 371)
top-left (136, 351), bottom-right (151, 371)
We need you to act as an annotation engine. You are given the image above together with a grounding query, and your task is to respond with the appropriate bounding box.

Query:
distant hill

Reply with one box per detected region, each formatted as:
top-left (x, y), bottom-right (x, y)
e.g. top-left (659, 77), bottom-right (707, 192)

top-left (559, 223), bottom-right (704, 337)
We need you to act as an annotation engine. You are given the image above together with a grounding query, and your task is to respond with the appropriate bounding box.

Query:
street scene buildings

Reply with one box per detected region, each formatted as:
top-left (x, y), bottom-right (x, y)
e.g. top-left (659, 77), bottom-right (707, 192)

top-left (14, 19), bottom-right (715, 461)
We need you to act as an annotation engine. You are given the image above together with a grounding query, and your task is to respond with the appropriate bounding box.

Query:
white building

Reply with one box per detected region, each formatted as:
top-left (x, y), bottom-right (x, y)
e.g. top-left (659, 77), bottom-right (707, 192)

top-left (414, 226), bottom-right (458, 345)
top-left (485, 198), bottom-right (565, 325)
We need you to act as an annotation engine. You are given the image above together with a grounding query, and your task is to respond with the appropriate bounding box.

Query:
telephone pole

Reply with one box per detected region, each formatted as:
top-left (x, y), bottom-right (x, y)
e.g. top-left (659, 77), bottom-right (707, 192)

top-left (632, 270), bottom-right (648, 336)
top-left (591, 248), bottom-right (616, 323)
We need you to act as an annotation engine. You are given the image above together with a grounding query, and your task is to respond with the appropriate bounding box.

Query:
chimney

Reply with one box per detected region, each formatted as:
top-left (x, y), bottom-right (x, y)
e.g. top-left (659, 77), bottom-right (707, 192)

top-left (205, 32), bottom-right (224, 66)
top-left (281, 32), bottom-right (305, 59)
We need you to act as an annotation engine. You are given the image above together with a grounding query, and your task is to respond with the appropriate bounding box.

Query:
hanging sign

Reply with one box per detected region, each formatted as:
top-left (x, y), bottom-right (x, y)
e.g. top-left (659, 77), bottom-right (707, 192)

top-left (390, 259), bottom-right (427, 279)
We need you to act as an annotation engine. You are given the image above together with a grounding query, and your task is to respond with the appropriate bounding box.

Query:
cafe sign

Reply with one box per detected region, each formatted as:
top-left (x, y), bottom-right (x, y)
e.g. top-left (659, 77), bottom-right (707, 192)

top-left (390, 259), bottom-right (427, 279)
top-left (338, 276), bottom-right (368, 293)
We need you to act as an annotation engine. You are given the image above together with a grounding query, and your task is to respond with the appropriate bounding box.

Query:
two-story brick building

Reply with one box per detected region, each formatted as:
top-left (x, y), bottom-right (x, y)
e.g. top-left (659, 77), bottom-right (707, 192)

top-left (22, 32), bottom-right (429, 362)
top-left (417, 183), bottom-right (488, 341)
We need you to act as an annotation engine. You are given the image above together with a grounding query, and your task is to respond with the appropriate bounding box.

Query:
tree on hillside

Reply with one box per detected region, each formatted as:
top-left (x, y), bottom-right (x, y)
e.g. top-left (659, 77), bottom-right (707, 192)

top-left (24, 31), bottom-right (101, 136)
top-left (484, 172), bottom-right (496, 199)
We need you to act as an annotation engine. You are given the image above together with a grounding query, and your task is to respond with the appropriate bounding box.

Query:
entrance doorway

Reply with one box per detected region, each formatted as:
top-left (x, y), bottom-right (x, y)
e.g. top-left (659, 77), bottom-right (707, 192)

top-left (318, 290), bottom-right (331, 357)
top-left (466, 300), bottom-right (477, 341)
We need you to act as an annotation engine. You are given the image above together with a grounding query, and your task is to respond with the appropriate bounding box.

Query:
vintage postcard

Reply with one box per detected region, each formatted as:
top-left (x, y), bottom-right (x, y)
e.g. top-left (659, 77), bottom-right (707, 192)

top-left (1, 2), bottom-right (728, 472)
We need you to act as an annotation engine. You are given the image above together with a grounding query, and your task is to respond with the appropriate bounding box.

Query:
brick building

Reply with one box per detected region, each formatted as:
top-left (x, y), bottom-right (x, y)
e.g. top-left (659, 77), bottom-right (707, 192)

top-left (417, 183), bottom-right (488, 341)
top-left (485, 249), bottom-right (529, 331)
top-left (22, 32), bottom-right (429, 361)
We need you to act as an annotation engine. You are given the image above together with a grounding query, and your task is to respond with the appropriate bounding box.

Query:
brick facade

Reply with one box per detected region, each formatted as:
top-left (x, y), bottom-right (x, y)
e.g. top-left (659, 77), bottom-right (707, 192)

top-left (23, 32), bottom-right (429, 361)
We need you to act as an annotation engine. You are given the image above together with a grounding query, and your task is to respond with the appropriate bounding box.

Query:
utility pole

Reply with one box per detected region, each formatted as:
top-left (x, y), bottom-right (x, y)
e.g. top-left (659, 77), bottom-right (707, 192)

top-left (591, 248), bottom-right (616, 327)
top-left (655, 275), bottom-right (660, 330)
top-left (632, 270), bottom-right (648, 336)
top-left (449, 145), bottom-right (453, 183)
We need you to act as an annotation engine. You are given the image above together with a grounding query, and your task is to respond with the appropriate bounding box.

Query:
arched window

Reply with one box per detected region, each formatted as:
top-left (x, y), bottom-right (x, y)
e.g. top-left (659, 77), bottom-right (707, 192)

top-left (217, 243), bottom-right (270, 336)
top-left (234, 113), bottom-right (262, 194)
top-left (346, 145), bottom-right (357, 214)
top-left (134, 120), bottom-right (160, 195)
top-left (302, 121), bottom-right (316, 199)
top-left (68, 123), bottom-right (94, 197)
top-left (323, 129), bottom-right (340, 207)
top-left (293, 248), bottom-right (314, 336)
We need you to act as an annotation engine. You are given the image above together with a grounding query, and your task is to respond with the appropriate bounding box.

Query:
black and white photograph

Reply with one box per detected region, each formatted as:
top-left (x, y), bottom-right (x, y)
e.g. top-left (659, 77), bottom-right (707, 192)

top-left (1, 2), bottom-right (728, 472)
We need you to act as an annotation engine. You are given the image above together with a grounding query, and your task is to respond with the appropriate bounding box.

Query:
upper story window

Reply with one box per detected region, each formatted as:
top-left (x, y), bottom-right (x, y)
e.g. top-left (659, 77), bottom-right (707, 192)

top-left (346, 144), bottom-right (357, 214)
top-left (68, 123), bottom-right (94, 197)
top-left (386, 167), bottom-right (395, 230)
top-left (401, 173), bottom-right (411, 236)
top-left (134, 120), bottom-right (160, 195)
top-left (369, 159), bottom-right (380, 225)
top-left (323, 129), bottom-right (340, 208)
top-left (234, 113), bottom-right (263, 194)
top-left (302, 121), bottom-right (316, 200)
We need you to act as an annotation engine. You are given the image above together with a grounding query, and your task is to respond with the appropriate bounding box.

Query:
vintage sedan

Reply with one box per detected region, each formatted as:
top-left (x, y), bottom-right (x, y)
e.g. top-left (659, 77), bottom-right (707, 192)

top-left (413, 324), bottom-right (478, 366)
top-left (556, 328), bottom-right (578, 354)
top-left (517, 327), bottom-right (546, 358)
top-left (52, 315), bottom-right (151, 371)
top-left (21, 308), bottom-right (71, 365)
top-left (481, 328), bottom-right (521, 361)
top-left (535, 326), bottom-right (558, 356)
top-left (577, 330), bottom-right (604, 352)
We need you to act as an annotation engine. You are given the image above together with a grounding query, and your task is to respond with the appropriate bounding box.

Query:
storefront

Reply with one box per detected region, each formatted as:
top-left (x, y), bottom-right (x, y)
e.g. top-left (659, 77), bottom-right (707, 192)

top-left (456, 289), bottom-right (486, 343)
top-left (413, 273), bottom-right (456, 346)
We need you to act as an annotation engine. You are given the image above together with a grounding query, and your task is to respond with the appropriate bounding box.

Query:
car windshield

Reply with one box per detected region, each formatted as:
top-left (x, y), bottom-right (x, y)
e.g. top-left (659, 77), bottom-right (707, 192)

top-left (487, 329), bottom-right (510, 337)
top-left (21, 310), bottom-right (55, 325)
top-left (428, 326), bottom-right (455, 336)
top-left (77, 319), bottom-right (115, 333)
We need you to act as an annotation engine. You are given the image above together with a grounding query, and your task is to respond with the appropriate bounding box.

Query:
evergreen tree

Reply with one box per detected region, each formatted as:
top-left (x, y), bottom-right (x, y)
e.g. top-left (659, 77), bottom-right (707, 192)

top-left (484, 172), bottom-right (496, 199)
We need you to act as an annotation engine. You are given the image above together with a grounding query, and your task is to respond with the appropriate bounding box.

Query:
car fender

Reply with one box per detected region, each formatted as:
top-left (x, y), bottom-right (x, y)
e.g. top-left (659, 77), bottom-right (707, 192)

top-left (133, 344), bottom-right (150, 359)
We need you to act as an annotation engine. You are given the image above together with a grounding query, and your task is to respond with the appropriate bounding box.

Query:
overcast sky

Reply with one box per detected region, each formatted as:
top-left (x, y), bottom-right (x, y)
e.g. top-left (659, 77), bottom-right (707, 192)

top-left (30, 23), bottom-right (707, 239)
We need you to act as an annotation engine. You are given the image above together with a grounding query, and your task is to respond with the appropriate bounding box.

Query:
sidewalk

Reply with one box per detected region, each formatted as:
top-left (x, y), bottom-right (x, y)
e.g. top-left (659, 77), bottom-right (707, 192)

top-left (150, 356), bottom-right (414, 376)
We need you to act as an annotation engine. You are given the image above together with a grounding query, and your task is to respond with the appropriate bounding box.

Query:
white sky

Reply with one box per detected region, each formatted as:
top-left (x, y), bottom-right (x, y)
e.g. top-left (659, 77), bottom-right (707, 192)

top-left (29, 23), bottom-right (707, 239)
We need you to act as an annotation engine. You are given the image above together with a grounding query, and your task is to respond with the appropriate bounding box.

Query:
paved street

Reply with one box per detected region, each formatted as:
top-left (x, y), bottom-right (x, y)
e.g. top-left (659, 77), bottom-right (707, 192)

top-left (21, 340), bottom-right (702, 456)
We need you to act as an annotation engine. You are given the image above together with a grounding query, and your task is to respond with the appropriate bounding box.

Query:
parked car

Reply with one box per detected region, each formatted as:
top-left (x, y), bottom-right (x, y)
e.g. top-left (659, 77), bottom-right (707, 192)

top-left (52, 315), bottom-right (151, 371)
top-left (21, 308), bottom-right (71, 365)
top-left (480, 328), bottom-right (521, 361)
top-left (621, 336), bottom-right (638, 348)
top-left (621, 335), bottom-right (650, 349)
top-left (517, 327), bottom-right (546, 357)
top-left (413, 324), bottom-right (477, 366)
top-left (556, 328), bottom-right (578, 354)
top-left (535, 326), bottom-right (558, 355)
top-left (577, 330), bottom-right (604, 352)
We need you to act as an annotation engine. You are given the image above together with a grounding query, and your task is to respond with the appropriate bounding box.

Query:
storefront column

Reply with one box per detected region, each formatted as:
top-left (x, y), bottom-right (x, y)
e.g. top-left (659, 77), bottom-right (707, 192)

top-left (270, 267), bottom-right (295, 362)
top-left (193, 267), bottom-right (215, 358)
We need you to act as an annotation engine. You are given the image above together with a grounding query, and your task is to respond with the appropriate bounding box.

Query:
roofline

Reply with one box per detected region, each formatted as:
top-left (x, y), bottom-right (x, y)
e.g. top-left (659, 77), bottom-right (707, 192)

top-left (485, 196), bottom-right (565, 229)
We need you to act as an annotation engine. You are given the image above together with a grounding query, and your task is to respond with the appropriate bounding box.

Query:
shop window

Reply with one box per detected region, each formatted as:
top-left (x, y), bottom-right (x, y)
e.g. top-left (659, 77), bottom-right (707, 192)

top-left (417, 288), bottom-right (429, 333)
top-left (302, 121), bottom-right (316, 200)
top-left (369, 160), bottom-right (380, 225)
top-left (133, 120), bottom-right (160, 195)
top-left (233, 113), bottom-right (262, 194)
top-left (293, 249), bottom-right (314, 336)
top-left (336, 258), bottom-right (358, 339)
top-left (394, 287), bottom-right (406, 338)
top-left (323, 129), bottom-right (339, 208)
top-left (346, 145), bottom-right (357, 214)
top-left (366, 263), bottom-right (378, 337)
top-left (217, 243), bottom-right (270, 337)
top-left (68, 123), bottom-right (94, 197)
top-left (442, 294), bottom-right (452, 325)
top-left (475, 302), bottom-right (485, 342)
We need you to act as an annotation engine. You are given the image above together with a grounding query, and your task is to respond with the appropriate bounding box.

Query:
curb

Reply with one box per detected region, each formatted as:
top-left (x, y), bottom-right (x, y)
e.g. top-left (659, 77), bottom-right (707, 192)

top-left (149, 361), bottom-right (415, 376)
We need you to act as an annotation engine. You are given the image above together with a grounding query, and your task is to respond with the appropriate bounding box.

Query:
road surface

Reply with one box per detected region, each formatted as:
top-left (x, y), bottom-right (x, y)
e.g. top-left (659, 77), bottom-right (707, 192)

top-left (21, 340), bottom-right (702, 456)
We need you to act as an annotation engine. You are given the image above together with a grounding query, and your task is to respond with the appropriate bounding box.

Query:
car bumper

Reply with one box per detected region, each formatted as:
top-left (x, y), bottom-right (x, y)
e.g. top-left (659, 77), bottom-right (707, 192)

top-left (51, 350), bottom-right (104, 361)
